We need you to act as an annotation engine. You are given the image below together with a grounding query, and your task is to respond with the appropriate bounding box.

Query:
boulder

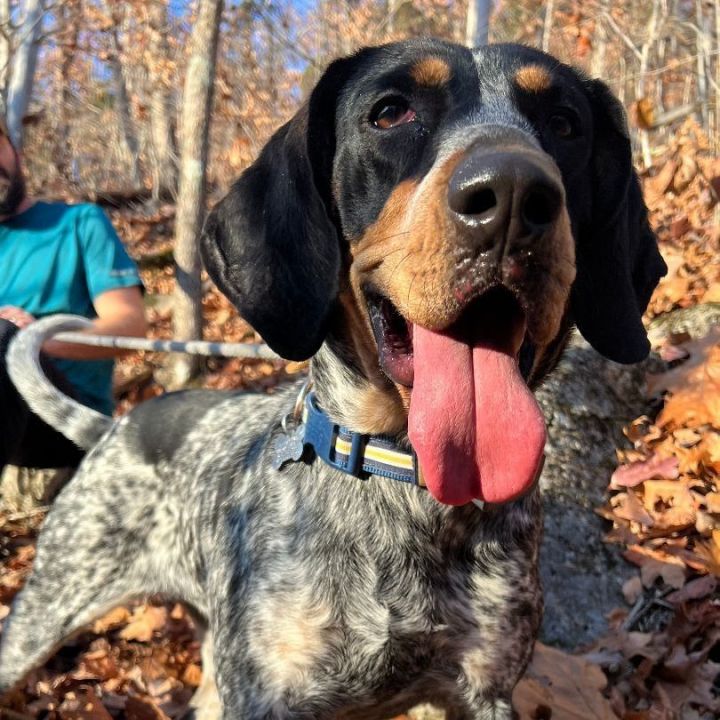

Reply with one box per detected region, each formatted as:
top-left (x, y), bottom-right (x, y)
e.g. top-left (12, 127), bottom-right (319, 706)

top-left (536, 332), bottom-right (645, 648)
top-left (538, 304), bottom-right (719, 648)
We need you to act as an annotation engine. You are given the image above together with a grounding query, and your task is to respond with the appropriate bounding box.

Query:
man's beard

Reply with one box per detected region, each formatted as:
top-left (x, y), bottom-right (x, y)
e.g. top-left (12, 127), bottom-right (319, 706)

top-left (0, 164), bottom-right (26, 216)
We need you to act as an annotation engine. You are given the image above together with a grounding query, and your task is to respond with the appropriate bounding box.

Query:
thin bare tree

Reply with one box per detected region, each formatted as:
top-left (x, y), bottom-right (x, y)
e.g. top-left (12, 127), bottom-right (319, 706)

top-left (0, 0), bottom-right (11, 98)
top-left (542, 0), bottom-right (555, 53)
top-left (101, 1), bottom-right (142, 187)
top-left (148, 0), bottom-right (179, 198)
top-left (637, 0), bottom-right (662, 168)
top-left (6, 0), bottom-right (44, 150)
top-left (54, 0), bottom-right (80, 181)
top-left (715, 0), bottom-right (720, 152)
top-left (171, 0), bottom-right (224, 386)
top-left (466, 0), bottom-right (492, 47)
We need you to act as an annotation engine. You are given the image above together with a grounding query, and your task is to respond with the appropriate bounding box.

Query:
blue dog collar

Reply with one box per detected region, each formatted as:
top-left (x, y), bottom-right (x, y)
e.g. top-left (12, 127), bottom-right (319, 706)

top-left (302, 393), bottom-right (423, 485)
top-left (276, 391), bottom-right (424, 487)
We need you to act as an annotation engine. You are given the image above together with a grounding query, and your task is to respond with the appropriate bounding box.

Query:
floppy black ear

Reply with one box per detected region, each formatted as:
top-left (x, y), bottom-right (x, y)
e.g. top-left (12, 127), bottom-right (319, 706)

top-left (201, 57), bottom-right (359, 361)
top-left (571, 79), bottom-right (667, 364)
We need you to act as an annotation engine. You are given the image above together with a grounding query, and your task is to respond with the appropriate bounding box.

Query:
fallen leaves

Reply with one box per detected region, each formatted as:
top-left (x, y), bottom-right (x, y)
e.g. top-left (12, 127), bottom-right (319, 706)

top-left (666, 574), bottom-right (717, 603)
top-left (642, 479), bottom-right (697, 529)
top-left (585, 593), bottom-right (720, 720)
top-left (649, 331), bottom-right (713, 401)
top-left (56, 690), bottom-right (114, 720)
top-left (514, 643), bottom-right (619, 720)
top-left (644, 121), bottom-right (720, 318)
top-left (0, 543), bottom-right (34, 604)
top-left (599, 323), bottom-right (720, 585)
top-left (119, 606), bottom-right (168, 643)
top-left (92, 607), bottom-right (131, 635)
top-left (639, 559), bottom-right (685, 590)
top-left (591, 373), bottom-right (719, 703)
top-left (588, 125), bottom-right (720, 720)
top-left (610, 454), bottom-right (679, 489)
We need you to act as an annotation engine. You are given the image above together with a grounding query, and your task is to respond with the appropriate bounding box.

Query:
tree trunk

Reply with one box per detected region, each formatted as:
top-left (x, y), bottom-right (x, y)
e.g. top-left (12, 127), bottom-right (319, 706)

top-left (102, 1), bottom-right (142, 187)
top-left (465, 0), bottom-right (492, 48)
top-left (55, 3), bottom-right (79, 181)
top-left (0, 0), bottom-right (10, 99)
top-left (590, 0), bottom-right (610, 79)
top-left (715, 0), bottom-right (720, 154)
top-left (0, 466), bottom-right (73, 513)
top-left (170, 0), bottom-right (224, 387)
top-left (148, 0), bottom-right (179, 199)
top-left (5, 0), bottom-right (44, 150)
top-left (387, 0), bottom-right (400, 35)
top-left (695, 0), bottom-right (709, 130)
top-left (264, 13), bottom-right (278, 113)
top-left (541, 0), bottom-right (555, 52)
top-left (638, 0), bottom-right (661, 169)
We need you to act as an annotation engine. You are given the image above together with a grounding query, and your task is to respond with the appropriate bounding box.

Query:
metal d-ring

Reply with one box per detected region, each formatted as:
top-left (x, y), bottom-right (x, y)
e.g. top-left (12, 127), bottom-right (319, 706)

top-left (281, 379), bottom-right (312, 434)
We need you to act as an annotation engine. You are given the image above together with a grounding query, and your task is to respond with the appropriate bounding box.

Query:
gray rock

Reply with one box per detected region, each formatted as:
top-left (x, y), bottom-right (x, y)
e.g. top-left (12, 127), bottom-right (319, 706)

top-left (536, 331), bottom-right (649, 649)
top-left (648, 302), bottom-right (720, 345)
top-left (537, 302), bottom-right (718, 649)
top-left (0, 465), bottom-right (73, 513)
top-left (538, 303), bottom-right (720, 649)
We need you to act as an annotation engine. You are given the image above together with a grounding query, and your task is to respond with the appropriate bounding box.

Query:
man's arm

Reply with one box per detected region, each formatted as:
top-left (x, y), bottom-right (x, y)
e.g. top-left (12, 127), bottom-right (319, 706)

top-left (42, 286), bottom-right (148, 360)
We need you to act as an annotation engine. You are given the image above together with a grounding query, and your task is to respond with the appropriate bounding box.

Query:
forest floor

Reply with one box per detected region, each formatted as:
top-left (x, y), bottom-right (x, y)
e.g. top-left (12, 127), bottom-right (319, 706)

top-left (1, 119), bottom-right (719, 719)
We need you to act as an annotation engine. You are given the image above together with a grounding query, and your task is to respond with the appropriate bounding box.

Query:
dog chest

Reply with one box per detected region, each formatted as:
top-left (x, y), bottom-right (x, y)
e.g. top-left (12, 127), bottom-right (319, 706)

top-left (242, 544), bottom-right (534, 710)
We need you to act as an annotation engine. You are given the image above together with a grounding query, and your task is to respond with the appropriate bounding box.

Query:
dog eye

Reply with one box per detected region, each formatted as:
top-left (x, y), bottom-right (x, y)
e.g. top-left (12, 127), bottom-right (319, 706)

top-left (548, 111), bottom-right (578, 139)
top-left (371, 98), bottom-right (417, 129)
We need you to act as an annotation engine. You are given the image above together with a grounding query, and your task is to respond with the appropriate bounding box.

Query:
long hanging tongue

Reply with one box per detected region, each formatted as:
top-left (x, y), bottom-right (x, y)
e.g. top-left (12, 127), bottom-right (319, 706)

top-left (408, 315), bottom-right (546, 506)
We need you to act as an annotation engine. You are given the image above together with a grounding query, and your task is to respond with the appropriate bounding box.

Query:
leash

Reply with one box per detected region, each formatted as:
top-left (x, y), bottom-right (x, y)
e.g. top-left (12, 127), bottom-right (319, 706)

top-left (52, 331), bottom-right (280, 360)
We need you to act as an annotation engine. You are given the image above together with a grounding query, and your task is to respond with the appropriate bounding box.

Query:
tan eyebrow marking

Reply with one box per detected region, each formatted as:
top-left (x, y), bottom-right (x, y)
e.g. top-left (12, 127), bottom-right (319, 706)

top-left (514, 64), bottom-right (553, 93)
top-left (410, 56), bottom-right (452, 88)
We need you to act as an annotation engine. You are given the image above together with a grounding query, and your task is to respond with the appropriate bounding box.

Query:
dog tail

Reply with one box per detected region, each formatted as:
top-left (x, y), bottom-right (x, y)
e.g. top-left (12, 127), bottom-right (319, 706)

top-left (7, 314), bottom-right (113, 450)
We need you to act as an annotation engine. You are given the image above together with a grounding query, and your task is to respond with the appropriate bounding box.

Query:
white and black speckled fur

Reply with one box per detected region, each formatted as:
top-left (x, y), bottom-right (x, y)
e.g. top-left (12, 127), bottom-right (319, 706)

top-left (0, 317), bottom-right (540, 719)
top-left (0, 38), bottom-right (666, 719)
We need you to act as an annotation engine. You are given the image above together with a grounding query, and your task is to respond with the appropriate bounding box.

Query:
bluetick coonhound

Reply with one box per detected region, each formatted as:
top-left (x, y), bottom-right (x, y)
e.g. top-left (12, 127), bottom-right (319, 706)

top-left (0, 39), bottom-right (665, 719)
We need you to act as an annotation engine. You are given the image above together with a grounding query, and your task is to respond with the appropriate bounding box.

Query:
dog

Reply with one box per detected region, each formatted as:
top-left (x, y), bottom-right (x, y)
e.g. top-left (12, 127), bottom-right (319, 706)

top-left (0, 39), bottom-right (665, 719)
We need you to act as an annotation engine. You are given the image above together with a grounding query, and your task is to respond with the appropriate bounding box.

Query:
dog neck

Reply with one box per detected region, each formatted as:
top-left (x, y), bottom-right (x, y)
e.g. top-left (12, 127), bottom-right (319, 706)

top-left (311, 341), bottom-right (409, 437)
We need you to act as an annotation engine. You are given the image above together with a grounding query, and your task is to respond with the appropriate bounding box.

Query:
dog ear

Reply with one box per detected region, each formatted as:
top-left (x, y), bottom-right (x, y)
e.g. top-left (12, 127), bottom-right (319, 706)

top-left (571, 79), bottom-right (667, 364)
top-left (201, 57), bottom-right (359, 361)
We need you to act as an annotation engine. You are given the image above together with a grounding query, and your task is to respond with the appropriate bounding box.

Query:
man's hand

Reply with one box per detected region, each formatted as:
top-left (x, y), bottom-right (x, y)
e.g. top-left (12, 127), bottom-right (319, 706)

top-left (0, 305), bottom-right (35, 329)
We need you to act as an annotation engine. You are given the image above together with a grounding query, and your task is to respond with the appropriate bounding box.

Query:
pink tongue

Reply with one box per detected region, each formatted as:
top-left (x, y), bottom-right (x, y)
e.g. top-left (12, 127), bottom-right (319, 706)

top-left (408, 325), bottom-right (546, 505)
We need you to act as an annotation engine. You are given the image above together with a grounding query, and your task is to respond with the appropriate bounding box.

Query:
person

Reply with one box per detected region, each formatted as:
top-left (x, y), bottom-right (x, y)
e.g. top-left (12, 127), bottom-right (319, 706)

top-left (0, 116), bottom-right (147, 472)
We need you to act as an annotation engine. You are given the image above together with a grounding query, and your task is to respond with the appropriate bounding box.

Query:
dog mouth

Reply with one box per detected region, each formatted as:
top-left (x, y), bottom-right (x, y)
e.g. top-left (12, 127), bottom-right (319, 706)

top-left (365, 286), bottom-right (546, 507)
top-left (365, 287), bottom-right (536, 388)
top-left (365, 291), bottom-right (414, 387)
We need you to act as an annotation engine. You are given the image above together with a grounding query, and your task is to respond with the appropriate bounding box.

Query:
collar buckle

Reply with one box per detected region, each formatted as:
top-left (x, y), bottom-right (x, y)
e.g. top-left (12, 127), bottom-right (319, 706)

top-left (303, 394), bottom-right (365, 477)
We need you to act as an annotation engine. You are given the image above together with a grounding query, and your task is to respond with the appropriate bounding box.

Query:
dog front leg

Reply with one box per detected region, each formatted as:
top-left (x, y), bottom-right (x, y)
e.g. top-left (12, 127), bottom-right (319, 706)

top-left (182, 630), bottom-right (223, 720)
top-left (0, 515), bottom-right (151, 693)
top-left (0, 453), bottom-right (198, 694)
top-left (449, 697), bottom-right (515, 720)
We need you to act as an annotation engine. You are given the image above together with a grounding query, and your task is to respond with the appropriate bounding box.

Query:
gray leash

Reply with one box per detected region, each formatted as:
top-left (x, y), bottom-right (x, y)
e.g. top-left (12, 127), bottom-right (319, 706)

top-left (53, 331), bottom-right (281, 360)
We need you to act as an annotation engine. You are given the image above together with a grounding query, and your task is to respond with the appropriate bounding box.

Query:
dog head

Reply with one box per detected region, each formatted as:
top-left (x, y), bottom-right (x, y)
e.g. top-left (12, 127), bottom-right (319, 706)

top-left (202, 39), bottom-right (666, 505)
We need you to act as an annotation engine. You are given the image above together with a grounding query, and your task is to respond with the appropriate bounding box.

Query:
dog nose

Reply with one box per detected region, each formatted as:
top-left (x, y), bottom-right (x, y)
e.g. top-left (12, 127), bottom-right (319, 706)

top-left (448, 148), bottom-right (564, 254)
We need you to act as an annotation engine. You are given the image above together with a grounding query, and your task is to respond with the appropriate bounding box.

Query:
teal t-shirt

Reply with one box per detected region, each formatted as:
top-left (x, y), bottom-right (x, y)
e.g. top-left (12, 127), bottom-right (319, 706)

top-left (0, 201), bottom-right (142, 415)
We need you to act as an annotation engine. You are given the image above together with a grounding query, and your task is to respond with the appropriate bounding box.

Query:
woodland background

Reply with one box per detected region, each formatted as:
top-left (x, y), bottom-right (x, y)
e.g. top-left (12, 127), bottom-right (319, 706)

top-left (1, 1), bottom-right (720, 719)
